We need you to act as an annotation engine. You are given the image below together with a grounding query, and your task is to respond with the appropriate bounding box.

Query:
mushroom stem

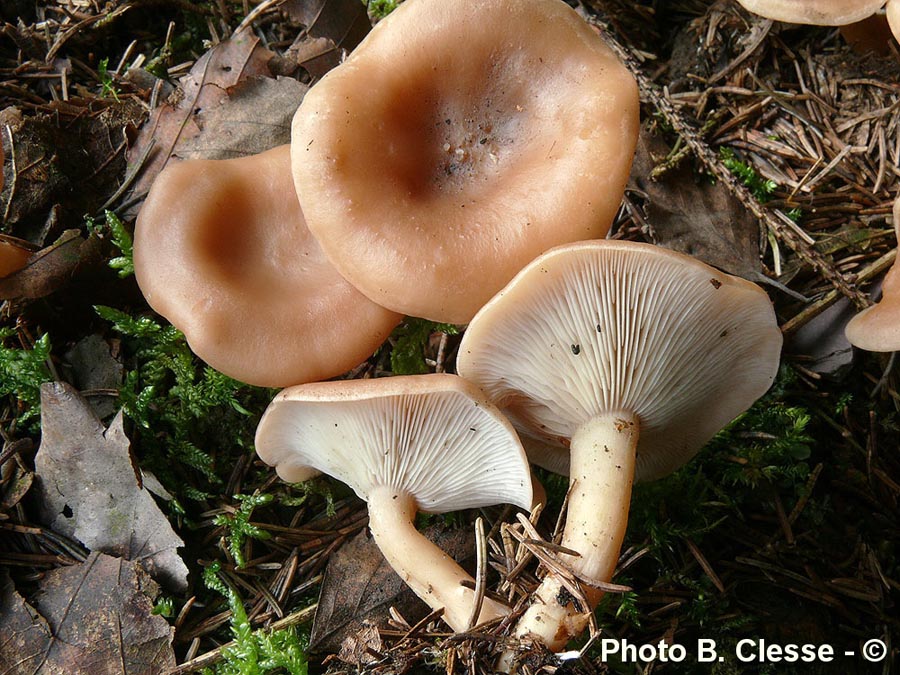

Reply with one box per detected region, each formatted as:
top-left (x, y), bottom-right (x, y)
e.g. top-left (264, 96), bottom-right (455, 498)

top-left (512, 412), bottom-right (639, 652)
top-left (367, 485), bottom-right (511, 632)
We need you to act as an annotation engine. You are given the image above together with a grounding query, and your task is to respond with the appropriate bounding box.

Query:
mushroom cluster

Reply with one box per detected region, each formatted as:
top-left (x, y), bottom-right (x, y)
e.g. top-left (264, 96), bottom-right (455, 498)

top-left (130, 0), bottom-right (645, 639)
top-left (132, 0), bottom-right (786, 657)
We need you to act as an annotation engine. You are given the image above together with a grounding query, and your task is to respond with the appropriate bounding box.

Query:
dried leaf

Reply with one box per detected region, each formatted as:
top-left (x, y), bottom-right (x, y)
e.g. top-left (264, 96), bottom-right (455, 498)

top-left (282, 0), bottom-right (371, 78)
top-left (0, 230), bottom-right (101, 301)
top-left (282, 0), bottom-right (370, 48)
top-left (0, 100), bottom-right (144, 235)
top-left (787, 295), bottom-right (855, 376)
top-left (311, 525), bottom-right (475, 652)
top-left (1, 459), bottom-right (33, 511)
top-left (126, 32), bottom-right (276, 201)
top-left (63, 334), bottom-right (124, 419)
top-left (629, 125), bottom-right (762, 280)
top-left (0, 554), bottom-right (176, 675)
top-left (336, 621), bottom-right (383, 667)
top-left (175, 76), bottom-right (308, 161)
top-left (34, 382), bottom-right (188, 591)
top-left (126, 2), bottom-right (369, 207)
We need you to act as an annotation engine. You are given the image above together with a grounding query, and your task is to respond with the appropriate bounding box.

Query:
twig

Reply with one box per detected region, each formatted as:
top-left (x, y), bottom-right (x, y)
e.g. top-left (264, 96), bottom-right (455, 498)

top-left (780, 248), bottom-right (896, 334)
top-left (684, 538), bottom-right (726, 594)
top-left (466, 517), bottom-right (488, 631)
top-left (99, 136), bottom-right (155, 213)
top-left (3, 125), bottom-right (18, 222)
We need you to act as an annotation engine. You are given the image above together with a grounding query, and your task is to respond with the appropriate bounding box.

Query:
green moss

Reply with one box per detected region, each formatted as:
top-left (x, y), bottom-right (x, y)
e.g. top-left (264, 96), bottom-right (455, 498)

top-left (202, 563), bottom-right (309, 675)
top-left (94, 305), bottom-right (271, 500)
top-left (0, 330), bottom-right (53, 430)
top-left (719, 147), bottom-right (777, 202)
top-left (387, 318), bottom-right (458, 375)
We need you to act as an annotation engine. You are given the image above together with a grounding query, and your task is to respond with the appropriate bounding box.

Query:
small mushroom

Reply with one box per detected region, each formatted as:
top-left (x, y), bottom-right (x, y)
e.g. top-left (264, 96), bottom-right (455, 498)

top-left (457, 240), bottom-right (782, 651)
top-left (134, 145), bottom-right (402, 387)
top-left (254, 374), bottom-right (533, 631)
top-left (734, 0), bottom-right (886, 25)
top-left (290, 0), bottom-right (639, 323)
top-left (845, 196), bottom-right (900, 351)
top-left (0, 235), bottom-right (34, 278)
top-left (838, 9), bottom-right (896, 55)
top-left (887, 0), bottom-right (900, 42)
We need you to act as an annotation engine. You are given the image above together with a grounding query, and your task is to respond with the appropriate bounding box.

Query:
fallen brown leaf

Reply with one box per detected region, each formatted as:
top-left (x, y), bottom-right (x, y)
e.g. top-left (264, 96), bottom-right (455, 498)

top-left (629, 124), bottom-right (763, 280)
top-left (787, 295), bottom-right (856, 376)
top-left (0, 100), bottom-right (144, 235)
top-left (282, 0), bottom-right (371, 78)
top-left (125, 1), bottom-right (372, 210)
top-left (125, 31), bottom-right (277, 204)
top-left (311, 525), bottom-right (476, 653)
top-left (34, 382), bottom-right (188, 591)
top-left (0, 229), bottom-right (100, 301)
top-left (175, 76), bottom-right (308, 161)
top-left (0, 554), bottom-right (175, 675)
top-left (336, 620), bottom-right (383, 667)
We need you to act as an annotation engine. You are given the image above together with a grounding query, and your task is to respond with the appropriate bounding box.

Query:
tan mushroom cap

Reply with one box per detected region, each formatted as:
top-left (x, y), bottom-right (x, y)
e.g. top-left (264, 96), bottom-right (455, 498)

top-left (134, 145), bottom-right (401, 387)
top-left (458, 240), bottom-right (783, 481)
top-left (845, 197), bottom-right (900, 351)
top-left (291, 0), bottom-right (639, 323)
top-left (255, 374), bottom-right (532, 512)
top-left (735, 0), bottom-right (886, 25)
top-left (0, 237), bottom-right (32, 278)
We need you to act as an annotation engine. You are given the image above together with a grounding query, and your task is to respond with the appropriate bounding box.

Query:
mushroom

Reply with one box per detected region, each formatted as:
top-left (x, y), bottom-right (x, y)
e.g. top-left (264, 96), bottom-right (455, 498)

top-left (254, 373), bottom-right (534, 631)
top-left (457, 240), bottom-right (782, 651)
top-left (734, 0), bottom-right (897, 53)
top-left (0, 235), bottom-right (34, 278)
top-left (888, 0), bottom-right (900, 42)
top-left (134, 145), bottom-right (402, 387)
top-left (290, 0), bottom-right (639, 323)
top-left (734, 0), bottom-right (886, 25)
top-left (845, 196), bottom-right (900, 351)
top-left (838, 9), bottom-right (896, 55)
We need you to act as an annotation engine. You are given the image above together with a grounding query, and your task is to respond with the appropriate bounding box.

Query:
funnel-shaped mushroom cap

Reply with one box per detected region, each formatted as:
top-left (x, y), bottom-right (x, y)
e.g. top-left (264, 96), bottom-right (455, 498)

top-left (134, 145), bottom-right (401, 387)
top-left (291, 0), bottom-right (639, 323)
top-left (735, 0), bottom-right (885, 25)
top-left (255, 374), bottom-right (532, 512)
top-left (845, 197), bottom-right (900, 351)
top-left (458, 241), bottom-right (783, 481)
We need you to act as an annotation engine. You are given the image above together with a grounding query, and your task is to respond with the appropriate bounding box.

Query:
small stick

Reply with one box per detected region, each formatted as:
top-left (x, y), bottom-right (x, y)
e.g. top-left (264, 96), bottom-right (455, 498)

top-left (466, 517), bottom-right (488, 631)
top-left (788, 463), bottom-right (823, 524)
top-left (780, 248), bottom-right (896, 335)
top-left (684, 538), bottom-right (726, 593)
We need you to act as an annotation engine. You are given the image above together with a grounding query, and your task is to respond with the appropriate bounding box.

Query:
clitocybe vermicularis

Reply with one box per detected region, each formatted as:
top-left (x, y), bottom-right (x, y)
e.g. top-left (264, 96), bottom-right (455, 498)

top-left (254, 374), bottom-right (534, 632)
top-left (291, 0), bottom-right (639, 323)
top-left (457, 240), bottom-right (783, 654)
top-left (134, 145), bottom-right (401, 387)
